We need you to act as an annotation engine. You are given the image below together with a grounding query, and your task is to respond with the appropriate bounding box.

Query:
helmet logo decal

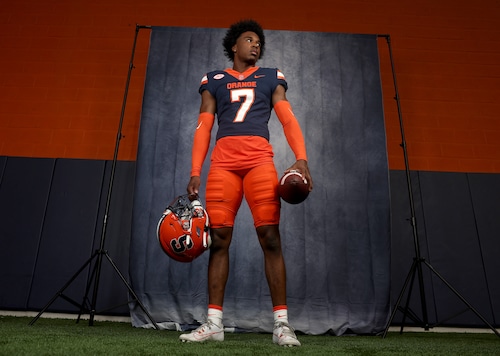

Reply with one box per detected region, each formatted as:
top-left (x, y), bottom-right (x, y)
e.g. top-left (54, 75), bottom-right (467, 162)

top-left (169, 234), bottom-right (194, 253)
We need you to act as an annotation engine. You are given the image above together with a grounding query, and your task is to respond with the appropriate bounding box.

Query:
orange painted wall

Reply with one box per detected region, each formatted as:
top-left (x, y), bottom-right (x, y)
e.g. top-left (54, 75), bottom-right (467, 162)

top-left (1, 0), bottom-right (499, 172)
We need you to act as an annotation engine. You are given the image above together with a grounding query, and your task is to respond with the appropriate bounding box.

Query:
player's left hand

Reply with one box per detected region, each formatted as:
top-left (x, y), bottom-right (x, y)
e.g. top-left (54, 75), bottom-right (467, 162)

top-left (285, 159), bottom-right (313, 191)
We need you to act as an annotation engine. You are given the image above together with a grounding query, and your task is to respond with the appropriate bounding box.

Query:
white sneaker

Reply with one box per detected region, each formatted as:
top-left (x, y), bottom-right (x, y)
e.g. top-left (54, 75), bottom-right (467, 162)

top-left (272, 322), bottom-right (301, 347)
top-left (179, 321), bottom-right (224, 342)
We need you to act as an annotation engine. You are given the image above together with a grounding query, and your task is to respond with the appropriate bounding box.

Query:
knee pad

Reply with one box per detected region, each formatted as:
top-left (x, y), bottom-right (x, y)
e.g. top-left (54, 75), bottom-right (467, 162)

top-left (251, 203), bottom-right (280, 228)
top-left (206, 206), bottom-right (235, 228)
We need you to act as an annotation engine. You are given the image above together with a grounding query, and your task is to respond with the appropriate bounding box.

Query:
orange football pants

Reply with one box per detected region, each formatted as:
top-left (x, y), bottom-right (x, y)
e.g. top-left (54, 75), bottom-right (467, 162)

top-left (205, 163), bottom-right (280, 228)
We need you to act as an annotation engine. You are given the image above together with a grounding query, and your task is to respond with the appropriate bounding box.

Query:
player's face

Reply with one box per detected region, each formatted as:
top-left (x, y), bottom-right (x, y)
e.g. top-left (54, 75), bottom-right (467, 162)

top-left (232, 31), bottom-right (261, 64)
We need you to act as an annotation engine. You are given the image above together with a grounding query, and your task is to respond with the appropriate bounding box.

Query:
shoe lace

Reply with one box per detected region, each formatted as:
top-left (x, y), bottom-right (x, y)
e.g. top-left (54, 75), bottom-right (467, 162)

top-left (195, 321), bottom-right (217, 333)
top-left (275, 322), bottom-right (296, 337)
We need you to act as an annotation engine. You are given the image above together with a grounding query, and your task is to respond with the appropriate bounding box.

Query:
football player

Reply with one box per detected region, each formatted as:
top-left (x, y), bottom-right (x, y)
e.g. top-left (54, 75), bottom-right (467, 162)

top-left (182, 19), bottom-right (313, 347)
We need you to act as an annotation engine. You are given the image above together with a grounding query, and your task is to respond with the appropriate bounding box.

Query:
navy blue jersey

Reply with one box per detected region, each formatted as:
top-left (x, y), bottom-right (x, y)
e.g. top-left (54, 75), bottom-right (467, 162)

top-left (199, 67), bottom-right (288, 141)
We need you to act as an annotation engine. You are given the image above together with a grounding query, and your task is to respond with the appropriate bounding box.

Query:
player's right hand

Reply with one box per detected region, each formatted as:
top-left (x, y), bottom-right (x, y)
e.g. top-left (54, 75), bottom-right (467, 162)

top-left (187, 176), bottom-right (201, 198)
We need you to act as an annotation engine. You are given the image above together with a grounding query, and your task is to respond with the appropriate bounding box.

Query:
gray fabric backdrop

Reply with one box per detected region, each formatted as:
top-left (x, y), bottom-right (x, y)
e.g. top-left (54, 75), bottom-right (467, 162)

top-left (130, 26), bottom-right (390, 335)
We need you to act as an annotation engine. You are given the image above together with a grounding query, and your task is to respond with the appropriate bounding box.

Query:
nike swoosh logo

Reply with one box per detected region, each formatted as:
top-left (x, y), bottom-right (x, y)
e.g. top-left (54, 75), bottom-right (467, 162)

top-left (196, 122), bottom-right (203, 130)
top-left (254, 75), bottom-right (266, 78)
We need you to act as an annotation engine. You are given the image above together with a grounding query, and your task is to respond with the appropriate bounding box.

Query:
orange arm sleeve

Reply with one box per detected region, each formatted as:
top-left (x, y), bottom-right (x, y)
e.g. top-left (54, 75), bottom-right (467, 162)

top-left (190, 112), bottom-right (215, 177)
top-left (274, 100), bottom-right (308, 161)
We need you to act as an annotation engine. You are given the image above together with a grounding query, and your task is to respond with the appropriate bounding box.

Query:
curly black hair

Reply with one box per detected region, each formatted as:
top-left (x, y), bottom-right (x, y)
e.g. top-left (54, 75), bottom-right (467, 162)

top-left (222, 19), bottom-right (265, 62)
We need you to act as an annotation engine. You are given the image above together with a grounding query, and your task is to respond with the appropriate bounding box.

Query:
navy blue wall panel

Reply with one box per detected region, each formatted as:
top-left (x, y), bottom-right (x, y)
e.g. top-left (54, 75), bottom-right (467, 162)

top-left (467, 173), bottom-right (500, 325)
top-left (25, 159), bottom-right (136, 316)
top-left (389, 170), bottom-right (499, 329)
top-left (0, 157), bottom-right (55, 309)
top-left (27, 159), bottom-right (106, 312)
top-left (0, 157), bottom-right (135, 316)
top-left (418, 172), bottom-right (493, 327)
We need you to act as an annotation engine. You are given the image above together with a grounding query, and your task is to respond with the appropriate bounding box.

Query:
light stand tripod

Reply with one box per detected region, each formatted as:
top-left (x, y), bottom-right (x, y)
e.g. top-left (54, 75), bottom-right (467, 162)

top-left (30, 25), bottom-right (158, 329)
top-left (379, 34), bottom-right (499, 338)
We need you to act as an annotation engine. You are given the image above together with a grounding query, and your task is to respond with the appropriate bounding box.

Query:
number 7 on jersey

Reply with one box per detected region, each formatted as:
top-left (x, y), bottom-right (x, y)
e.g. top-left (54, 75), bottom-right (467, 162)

top-left (231, 88), bottom-right (255, 123)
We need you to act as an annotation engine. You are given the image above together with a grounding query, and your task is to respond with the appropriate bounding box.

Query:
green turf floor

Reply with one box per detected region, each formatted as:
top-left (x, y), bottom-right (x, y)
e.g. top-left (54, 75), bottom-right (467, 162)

top-left (1, 316), bottom-right (499, 355)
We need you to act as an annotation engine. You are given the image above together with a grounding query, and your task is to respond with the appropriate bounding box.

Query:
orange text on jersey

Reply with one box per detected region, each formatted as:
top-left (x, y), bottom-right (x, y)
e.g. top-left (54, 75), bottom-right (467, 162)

top-left (226, 81), bottom-right (257, 90)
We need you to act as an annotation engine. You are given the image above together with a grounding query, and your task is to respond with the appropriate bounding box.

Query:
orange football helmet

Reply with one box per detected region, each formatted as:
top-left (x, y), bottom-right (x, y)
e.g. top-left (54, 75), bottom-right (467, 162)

top-left (156, 194), bottom-right (211, 262)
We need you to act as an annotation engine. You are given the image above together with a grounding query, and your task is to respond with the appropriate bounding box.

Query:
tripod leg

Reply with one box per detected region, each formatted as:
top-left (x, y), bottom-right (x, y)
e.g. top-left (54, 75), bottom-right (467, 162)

top-left (382, 258), bottom-right (418, 338)
top-left (400, 258), bottom-right (429, 331)
top-left (76, 252), bottom-right (101, 324)
top-left (103, 252), bottom-right (160, 330)
top-left (423, 260), bottom-right (500, 337)
top-left (415, 258), bottom-right (430, 330)
top-left (88, 249), bottom-right (106, 327)
top-left (399, 259), bottom-right (419, 333)
top-left (29, 251), bottom-right (98, 326)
